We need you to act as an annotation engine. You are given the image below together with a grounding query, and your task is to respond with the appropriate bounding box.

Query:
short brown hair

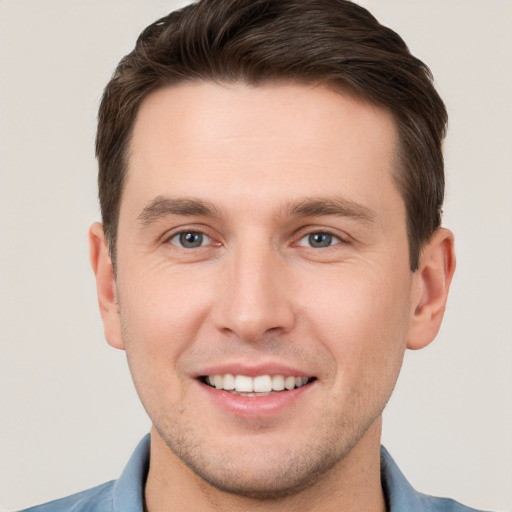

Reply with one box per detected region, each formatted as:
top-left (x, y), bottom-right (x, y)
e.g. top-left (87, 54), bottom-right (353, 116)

top-left (96, 0), bottom-right (447, 271)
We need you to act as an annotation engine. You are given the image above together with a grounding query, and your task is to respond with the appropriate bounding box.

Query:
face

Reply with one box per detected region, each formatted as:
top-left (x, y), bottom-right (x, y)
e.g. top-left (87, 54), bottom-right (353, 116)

top-left (101, 82), bottom-right (423, 497)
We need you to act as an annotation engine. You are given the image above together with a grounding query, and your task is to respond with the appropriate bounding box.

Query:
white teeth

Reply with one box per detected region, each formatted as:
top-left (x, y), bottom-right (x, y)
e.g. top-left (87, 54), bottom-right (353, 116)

top-left (253, 375), bottom-right (272, 393)
top-left (223, 373), bottom-right (235, 390)
top-left (205, 374), bottom-right (312, 392)
top-left (272, 375), bottom-right (285, 391)
top-left (284, 376), bottom-right (296, 390)
top-left (296, 377), bottom-right (309, 388)
top-left (235, 375), bottom-right (253, 392)
top-left (214, 375), bottom-right (223, 389)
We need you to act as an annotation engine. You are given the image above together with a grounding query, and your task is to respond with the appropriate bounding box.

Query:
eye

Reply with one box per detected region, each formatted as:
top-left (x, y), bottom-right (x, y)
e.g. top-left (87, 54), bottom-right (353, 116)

top-left (297, 232), bottom-right (342, 248)
top-left (168, 231), bottom-right (212, 249)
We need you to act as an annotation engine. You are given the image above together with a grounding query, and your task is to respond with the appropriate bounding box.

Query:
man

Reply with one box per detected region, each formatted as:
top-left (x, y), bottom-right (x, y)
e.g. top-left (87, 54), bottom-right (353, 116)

top-left (20, 0), bottom-right (488, 511)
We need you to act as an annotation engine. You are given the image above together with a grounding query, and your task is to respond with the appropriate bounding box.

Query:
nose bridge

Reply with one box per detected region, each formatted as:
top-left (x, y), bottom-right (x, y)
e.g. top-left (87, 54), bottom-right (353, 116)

top-left (213, 236), bottom-right (294, 341)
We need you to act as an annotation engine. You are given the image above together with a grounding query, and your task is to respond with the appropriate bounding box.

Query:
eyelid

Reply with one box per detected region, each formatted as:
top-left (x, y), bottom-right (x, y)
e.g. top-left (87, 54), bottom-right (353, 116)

top-left (292, 226), bottom-right (351, 247)
top-left (162, 225), bottom-right (221, 247)
top-left (295, 232), bottom-right (342, 248)
top-left (168, 232), bottom-right (212, 248)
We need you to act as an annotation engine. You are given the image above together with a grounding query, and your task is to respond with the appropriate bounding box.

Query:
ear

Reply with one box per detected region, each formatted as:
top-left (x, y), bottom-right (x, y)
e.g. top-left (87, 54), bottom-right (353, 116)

top-left (407, 228), bottom-right (456, 350)
top-left (89, 223), bottom-right (125, 350)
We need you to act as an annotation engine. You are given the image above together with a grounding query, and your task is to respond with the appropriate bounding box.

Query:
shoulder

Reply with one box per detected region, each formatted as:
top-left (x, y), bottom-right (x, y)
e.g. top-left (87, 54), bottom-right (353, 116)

top-left (17, 435), bottom-right (150, 512)
top-left (413, 492), bottom-right (492, 512)
top-left (17, 480), bottom-right (115, 512)
top-left (380, 446), bottom-right (492, 512)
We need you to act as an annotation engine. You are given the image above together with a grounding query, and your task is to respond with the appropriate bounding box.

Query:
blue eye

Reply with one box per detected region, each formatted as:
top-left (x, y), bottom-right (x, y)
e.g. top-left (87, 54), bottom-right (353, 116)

top-left (298, 232), bottom-right (341, 248)
top-left (169, 231), bottom-right (211, 248)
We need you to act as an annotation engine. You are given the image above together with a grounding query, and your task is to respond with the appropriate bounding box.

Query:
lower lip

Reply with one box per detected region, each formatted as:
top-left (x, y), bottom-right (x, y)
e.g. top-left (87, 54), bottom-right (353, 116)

top-left (198, 381), bottom-right (315, 418)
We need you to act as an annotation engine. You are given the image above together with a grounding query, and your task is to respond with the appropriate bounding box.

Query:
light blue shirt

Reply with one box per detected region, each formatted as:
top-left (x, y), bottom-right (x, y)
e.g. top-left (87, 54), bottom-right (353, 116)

top-left (19, 435), bottom-right (489, 512)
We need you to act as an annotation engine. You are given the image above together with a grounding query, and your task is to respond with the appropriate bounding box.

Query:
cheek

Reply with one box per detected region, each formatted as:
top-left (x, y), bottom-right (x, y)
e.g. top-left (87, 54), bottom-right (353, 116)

top-left (116, 268), bottom-right (214, 397)
top-left (119, 262), bottom-right (213, 338)
top-left (118, 291), bottom-right (197, 418)
top-left (299, 264), bottom-right (412, 386)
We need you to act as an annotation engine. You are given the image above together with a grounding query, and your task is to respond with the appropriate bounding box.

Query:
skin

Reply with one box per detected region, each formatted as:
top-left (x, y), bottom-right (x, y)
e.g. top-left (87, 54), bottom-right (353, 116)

top-left (90, 82), bottom-right (455, 512)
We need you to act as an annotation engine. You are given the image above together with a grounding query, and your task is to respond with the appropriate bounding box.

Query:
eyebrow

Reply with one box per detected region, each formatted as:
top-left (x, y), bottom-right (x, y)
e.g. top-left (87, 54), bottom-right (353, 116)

top-left (137, 196), bottom-right (220, 226)
top-left (137, 195), bottom-right (375, 226)
top-left (287, 197), bottom-right (376, 223)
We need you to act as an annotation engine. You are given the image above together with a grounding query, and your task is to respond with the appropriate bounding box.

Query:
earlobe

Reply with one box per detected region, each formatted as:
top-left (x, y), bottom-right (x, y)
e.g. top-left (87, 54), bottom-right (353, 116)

top-left (407, 228), bottom-right (456, 350)
top-left (89, 223), bottom-right (125, 350)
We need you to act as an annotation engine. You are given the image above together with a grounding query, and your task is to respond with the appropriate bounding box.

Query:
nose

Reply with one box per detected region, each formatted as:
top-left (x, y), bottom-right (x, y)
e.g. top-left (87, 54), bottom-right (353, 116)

top-left (212, 242), bottom-right (296, 342)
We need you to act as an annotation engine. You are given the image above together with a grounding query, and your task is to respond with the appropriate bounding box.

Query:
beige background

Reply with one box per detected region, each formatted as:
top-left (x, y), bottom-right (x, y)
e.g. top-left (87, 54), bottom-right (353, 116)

top-left (0, 1), bottom-right (511, 510)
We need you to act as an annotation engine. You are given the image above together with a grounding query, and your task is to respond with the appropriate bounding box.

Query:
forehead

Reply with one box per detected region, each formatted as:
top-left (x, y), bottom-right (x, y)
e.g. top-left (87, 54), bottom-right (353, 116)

top-left (124, 81), bottom-right (400, 218)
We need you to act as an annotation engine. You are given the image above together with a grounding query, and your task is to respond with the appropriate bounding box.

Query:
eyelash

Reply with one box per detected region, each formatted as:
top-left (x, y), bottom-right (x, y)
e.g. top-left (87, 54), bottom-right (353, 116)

top-left (166, 229), bottom-right (216, 249)
top-left (295, 231), bottom-right (344, 249)
top-left (165, 227), bottom-right (348, 250)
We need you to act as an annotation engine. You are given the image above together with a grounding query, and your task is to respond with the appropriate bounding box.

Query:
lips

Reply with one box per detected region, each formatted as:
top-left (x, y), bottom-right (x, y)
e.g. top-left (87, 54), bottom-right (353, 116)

top-left (195, 365), bottom-right (317, 417)
top-left (202, 374), bottom-right (313, 393)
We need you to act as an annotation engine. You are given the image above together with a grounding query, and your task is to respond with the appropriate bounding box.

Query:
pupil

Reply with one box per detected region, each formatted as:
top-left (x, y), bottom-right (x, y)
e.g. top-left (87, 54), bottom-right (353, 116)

top-left (309, 233), bottom-right (332, 248)
top-left (180, 232), bottom-right (202, 248)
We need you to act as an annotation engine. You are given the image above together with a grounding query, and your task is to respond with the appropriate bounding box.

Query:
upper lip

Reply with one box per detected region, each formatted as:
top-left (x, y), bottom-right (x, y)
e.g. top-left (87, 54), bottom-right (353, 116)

top-left (193, 362), bottom-right (314, 378)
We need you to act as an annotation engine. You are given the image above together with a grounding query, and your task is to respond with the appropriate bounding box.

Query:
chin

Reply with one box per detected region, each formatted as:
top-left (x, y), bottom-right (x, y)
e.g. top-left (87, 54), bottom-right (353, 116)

top-left (155, 421), bottom-right (364, 501)
top-left (176, 448), bottom-right (339, 500)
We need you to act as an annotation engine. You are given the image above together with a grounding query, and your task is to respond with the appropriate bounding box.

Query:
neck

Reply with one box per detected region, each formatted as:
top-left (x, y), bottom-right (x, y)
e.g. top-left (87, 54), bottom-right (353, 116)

top-left (144, 419), bottom-right (386, 512)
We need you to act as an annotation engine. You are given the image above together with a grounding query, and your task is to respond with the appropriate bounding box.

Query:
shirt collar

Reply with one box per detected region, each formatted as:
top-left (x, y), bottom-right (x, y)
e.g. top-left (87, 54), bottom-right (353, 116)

top-left (112, 434), bottom-right (150, 512)
top-left (381, 445), bottom-right (430, 511)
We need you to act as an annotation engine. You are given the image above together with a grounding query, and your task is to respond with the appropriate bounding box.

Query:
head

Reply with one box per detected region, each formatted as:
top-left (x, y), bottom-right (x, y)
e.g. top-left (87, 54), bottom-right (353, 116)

top-left (90, 0), bottom-right (455, 504)
top-left (96, 0), bottom-right (447, 272)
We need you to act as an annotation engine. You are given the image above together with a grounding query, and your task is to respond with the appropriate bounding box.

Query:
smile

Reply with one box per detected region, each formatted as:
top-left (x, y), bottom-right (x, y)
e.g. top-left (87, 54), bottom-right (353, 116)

top-left (201, 374), bottom-right (315, 394)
